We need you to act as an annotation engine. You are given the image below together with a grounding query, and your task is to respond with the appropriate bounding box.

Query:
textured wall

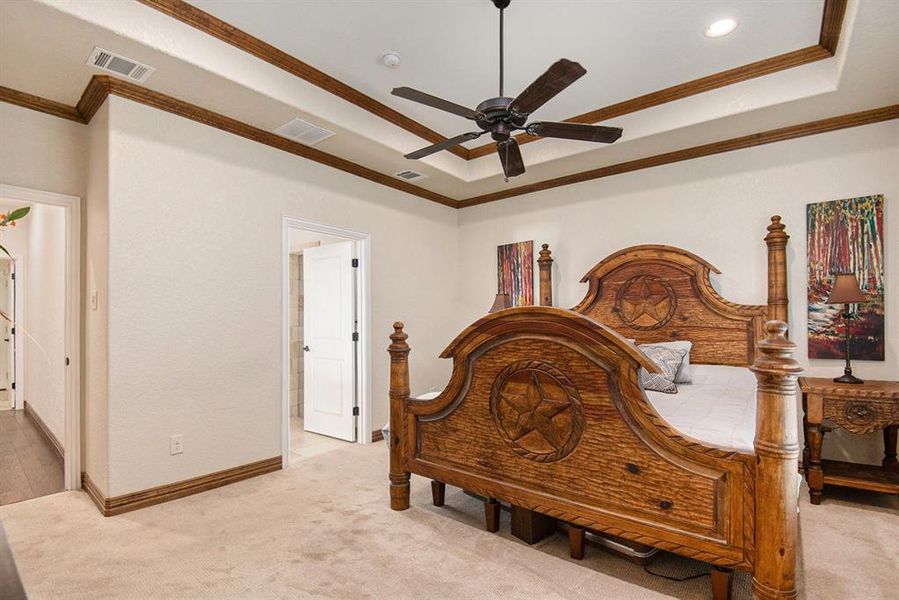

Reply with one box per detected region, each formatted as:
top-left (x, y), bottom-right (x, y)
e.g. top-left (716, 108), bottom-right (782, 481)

top-left (104, 96), bottom-right (459, 496)
top-left (459, 120), bottom-right (899, 465)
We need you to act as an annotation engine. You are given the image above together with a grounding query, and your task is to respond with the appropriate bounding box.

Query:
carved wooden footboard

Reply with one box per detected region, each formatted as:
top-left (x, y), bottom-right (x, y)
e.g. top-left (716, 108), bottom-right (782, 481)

top-left (389, 217), bottom-right (800, 600)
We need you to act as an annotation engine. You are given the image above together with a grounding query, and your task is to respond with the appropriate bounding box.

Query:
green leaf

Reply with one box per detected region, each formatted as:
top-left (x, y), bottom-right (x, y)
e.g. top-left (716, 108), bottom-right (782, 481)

top-left (0, 244), bottom-right (9, 258)
top-left (7, 207), bottom-right (30, 221)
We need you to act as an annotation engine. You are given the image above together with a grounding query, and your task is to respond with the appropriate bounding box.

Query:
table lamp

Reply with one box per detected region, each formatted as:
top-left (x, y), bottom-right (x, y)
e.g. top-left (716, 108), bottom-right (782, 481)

top-left (826, 272), bottom-right (868, 384)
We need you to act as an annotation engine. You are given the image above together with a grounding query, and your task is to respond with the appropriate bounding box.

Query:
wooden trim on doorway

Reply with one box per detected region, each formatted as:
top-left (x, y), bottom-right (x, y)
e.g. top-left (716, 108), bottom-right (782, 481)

top-left (81, 456), bottom-right (282, 517)
top-left (23, 401), bottom-right (64, 461)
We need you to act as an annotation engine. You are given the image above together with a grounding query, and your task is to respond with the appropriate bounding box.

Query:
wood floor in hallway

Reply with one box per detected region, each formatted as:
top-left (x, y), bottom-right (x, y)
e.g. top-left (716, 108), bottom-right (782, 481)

top-left (0, 409), bottom-right (63, 506)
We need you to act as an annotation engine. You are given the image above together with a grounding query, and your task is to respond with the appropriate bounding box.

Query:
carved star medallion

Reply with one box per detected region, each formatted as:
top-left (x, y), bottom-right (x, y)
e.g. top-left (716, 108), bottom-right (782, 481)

top-left (491, 362), bottom-right (585, 462)
top-left (616, 275), bottom-right (676, 330)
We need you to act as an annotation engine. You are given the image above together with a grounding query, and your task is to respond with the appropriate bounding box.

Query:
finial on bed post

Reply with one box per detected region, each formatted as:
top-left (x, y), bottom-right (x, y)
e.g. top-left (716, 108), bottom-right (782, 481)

top-left (750, 320), bottom-right (802, 600)
top-left (765, 216), bottom-right (789, 325)
top-left (538, 243), bottom-right (554, 307)
top-left (388, 322), bottom-right (411, 511)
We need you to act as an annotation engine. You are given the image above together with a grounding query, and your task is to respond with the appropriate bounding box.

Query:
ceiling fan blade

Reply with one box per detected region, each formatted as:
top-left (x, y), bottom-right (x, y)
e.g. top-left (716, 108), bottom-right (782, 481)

top-left (497, 138), bottom-right (525, 178)
top-left (510, 59), bottom-right (586, 116)
top-left (405, 131), bottom-right (484, 160)
top-left (392, 87), bottom-right (479, 120)
top-left (527, 122), bottom-right (623, 143)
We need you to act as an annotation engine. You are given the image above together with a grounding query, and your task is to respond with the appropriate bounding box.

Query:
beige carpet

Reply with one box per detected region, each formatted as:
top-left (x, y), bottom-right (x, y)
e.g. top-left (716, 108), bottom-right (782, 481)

top-left (0, 441), bottom-right (896, 599)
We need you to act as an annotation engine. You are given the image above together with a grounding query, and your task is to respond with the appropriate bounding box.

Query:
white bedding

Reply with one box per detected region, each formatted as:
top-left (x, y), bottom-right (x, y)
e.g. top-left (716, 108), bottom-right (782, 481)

top-left (645, 364), bottom-right (757, 452)
top-left (413, 365), bottom-right (758, 452)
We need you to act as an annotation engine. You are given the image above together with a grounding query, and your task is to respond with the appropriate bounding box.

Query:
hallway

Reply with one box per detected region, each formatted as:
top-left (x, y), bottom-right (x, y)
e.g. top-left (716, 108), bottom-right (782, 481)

top-left (0, 409), bottom-right (63, 506)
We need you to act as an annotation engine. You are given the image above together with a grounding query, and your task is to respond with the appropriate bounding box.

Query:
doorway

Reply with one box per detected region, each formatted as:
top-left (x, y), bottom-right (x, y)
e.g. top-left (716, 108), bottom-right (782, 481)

top-left (0, 184), bottom-right (81, 495)
top-left (282, 217), bottom-right (371, 467)
top-left (0, 258), bottom-right (14, 411)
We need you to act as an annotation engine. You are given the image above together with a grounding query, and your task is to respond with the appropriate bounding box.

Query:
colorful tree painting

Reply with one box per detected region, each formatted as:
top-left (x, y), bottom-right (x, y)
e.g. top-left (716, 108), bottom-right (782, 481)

top-left (807, 195), bottom-right (884, 360)
top-left (497, 241), bottom-right (534, 307)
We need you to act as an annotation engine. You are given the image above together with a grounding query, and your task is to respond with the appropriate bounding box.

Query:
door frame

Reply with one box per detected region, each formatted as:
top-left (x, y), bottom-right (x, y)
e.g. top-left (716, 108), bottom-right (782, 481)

top-left (0, 183), bottom-right (82, 491)
top-left (0, 256), bottom-right (20, 410)
top-left (281, 217), bottom-right (372, 466)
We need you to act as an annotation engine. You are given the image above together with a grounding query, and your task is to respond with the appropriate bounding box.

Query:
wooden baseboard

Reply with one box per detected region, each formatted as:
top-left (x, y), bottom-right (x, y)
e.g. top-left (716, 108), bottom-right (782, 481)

top-left (371, 429), bottom-right (384, 443)
top-left (81, 456), bottom-right (282, 517)
top-left (23, 401), bottom-right (64, 461)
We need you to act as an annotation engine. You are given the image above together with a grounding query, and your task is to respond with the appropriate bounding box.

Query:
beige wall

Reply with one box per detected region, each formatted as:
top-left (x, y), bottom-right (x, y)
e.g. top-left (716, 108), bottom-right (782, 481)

top-left (0, 103), bottom-right (86, 198)
top-left (103, 96), bottom-right (459, 496)
top-left (458, 120), bottom-right (899, 465)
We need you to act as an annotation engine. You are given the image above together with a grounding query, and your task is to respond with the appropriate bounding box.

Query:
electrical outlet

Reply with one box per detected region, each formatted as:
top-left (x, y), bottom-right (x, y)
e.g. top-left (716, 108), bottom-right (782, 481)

top-left (170, 434), bottom-right (183, 455)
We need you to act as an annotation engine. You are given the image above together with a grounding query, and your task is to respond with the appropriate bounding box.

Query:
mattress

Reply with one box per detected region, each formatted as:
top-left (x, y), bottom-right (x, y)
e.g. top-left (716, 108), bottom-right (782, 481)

top-left (645, 364), bottom-right (757, 452)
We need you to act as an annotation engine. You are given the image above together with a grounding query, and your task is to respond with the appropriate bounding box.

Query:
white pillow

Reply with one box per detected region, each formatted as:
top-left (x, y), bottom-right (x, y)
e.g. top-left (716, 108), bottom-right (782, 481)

top-left (639, 340), bottom-right (692, 383)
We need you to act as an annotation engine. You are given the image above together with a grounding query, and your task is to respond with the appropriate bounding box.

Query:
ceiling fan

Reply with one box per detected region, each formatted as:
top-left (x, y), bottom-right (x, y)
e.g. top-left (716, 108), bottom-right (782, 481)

top-left (391, 0), bottom-right (623, 180)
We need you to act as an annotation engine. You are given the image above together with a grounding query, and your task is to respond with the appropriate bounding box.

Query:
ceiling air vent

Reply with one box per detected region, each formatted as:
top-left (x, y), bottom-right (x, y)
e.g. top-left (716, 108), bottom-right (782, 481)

top-left (274, 118), bottom-right (335, 146)
top-left (86, 47), bottom-right (155, 83)
top-left (395, 169), bottom-right (427, 181)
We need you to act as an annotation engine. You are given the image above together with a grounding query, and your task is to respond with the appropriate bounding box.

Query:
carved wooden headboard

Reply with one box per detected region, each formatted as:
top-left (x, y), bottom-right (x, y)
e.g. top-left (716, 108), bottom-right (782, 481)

top-left (538, 216), bottom-right (790, 367)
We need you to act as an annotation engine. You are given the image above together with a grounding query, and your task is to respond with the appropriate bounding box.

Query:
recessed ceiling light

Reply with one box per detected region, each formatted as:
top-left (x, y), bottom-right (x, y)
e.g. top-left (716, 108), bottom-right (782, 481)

top-left (705, 18), bottom-right (738, 38)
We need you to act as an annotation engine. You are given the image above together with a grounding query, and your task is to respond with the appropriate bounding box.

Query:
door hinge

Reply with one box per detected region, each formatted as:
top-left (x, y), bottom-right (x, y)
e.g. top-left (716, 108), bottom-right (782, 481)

top-left (352, 406), bottom-right (359, 416)
top-left (11, 382), bottom-right (15, 390)
top-left (10, 273), bottom-right (14, 281)
top-left (10, 327), bottom-right (14, 335)
top-left (66, 357), bottom-right (70, 366)
top-left (352, 332), bottom-right (359, 342)
top-left (351, 258), bottom-right (359, 268)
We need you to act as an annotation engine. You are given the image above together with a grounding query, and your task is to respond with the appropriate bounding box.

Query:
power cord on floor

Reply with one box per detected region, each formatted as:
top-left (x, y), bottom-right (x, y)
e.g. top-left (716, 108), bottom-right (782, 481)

top-left (642, 564), bottom-right (710, 582)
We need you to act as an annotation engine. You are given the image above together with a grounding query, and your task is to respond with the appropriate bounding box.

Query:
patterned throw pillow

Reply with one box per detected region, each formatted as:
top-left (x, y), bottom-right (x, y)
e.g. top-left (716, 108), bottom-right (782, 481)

top-left (640, 340), bottom-right (693, 383)
top-left (638, 345), bottom-right (688, 394)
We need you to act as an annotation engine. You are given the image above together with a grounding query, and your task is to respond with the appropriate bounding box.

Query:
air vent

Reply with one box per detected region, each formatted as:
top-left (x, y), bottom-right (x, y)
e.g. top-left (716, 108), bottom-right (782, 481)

top-left (395, 169), bottom-right (427, 181)
top-left (274, 118), bottom-right (335, 146)
top-left (86, 47), bottom-right (155, 83)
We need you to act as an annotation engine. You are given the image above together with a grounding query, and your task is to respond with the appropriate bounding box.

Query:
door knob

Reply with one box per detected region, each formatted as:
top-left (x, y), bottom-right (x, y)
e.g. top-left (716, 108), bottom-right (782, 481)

top-left (303, 345), bottom-right (311, 352)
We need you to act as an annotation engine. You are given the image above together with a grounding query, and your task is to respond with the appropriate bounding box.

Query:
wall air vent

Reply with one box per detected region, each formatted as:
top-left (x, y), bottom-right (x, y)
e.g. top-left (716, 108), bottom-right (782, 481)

top-left (86, 47), bottom-right (155, 83)
top-left (274, 118), bottom-right (335, 146)
top-left (394, 170), bottom-right (427, 181)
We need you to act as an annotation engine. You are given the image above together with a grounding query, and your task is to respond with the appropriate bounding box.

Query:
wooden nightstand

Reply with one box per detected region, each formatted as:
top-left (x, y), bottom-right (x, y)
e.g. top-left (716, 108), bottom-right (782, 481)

top-left (799, 377), bottom-right (899, 505)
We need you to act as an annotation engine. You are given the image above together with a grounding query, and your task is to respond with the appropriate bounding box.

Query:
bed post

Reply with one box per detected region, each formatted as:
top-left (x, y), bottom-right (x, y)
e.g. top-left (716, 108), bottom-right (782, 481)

top-left (764, 216), bottom-right (789, 324)
top-left (538, 243), bottom-right (553, 307)
top-left (388, 322), bottom-right (411, 511)
top-left (750, 321), bottom-right (802, 600)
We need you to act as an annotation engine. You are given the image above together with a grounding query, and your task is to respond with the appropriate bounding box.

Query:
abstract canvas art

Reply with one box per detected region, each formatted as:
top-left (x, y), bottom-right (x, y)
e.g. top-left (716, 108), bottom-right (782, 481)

top-left (497, 240), bottom-right (534, 307)
top-left (807, 195), bottom-right (885, 360)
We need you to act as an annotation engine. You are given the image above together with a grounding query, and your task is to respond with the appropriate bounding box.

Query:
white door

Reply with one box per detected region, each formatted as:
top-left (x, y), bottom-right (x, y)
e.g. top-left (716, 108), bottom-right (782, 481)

top-left (0, 260), bottom-right (13, 409)
top-left (303, 241), bottom-right (356, 441)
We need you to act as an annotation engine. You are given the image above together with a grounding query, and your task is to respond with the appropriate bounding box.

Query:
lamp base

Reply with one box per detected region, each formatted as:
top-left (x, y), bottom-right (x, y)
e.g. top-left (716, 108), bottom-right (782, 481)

top-left (833, 372), bottom-right (864, 385)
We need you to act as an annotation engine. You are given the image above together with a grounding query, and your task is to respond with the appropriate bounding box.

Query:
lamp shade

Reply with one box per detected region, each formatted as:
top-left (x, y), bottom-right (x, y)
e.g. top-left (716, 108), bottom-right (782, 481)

top-left (826, 273), bottom-right (867, 304)
top-left (489, 293), bottom-right (512, 313)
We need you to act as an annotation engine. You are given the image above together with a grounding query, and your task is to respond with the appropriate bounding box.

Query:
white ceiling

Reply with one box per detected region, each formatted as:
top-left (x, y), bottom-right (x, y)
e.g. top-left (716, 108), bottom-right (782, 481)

top-left (1, 0), bottom-right (897, 203)
top-left (191, 0), bottom-right (824, 140)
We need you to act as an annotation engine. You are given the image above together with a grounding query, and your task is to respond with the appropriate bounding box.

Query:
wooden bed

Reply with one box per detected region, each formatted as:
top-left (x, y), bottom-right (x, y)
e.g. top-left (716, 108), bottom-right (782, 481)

top-left (388, 216), bottom-right (800, 600)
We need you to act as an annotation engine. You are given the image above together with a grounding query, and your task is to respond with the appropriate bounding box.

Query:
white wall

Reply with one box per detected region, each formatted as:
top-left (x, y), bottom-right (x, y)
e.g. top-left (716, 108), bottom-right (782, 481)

top-left (104, 96), bottom-right (459, 496)
top-left (84, 102), bottom-right (110, 493)
top-left (458, 120), bottom-right (899, 465)
top-left (22, 203), bottom-right (67, 444)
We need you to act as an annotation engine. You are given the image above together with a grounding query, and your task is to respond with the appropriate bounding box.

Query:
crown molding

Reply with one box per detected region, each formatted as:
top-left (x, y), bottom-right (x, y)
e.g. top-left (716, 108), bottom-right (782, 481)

top-left (135, 0), bottom-right (846, 166)
top-left (3, 79), bottom-right (895, 211)
top-left (459, 104), bottom-right (899, 208)
top-left (467, 0), bottom-right (848, 159)
top-left (135, 0), bottom-right (470, 160)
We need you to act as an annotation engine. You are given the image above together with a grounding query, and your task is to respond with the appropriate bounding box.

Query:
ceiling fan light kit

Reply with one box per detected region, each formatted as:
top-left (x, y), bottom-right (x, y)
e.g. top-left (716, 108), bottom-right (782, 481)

top-left (391, 0), bottom-right (623, 181)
